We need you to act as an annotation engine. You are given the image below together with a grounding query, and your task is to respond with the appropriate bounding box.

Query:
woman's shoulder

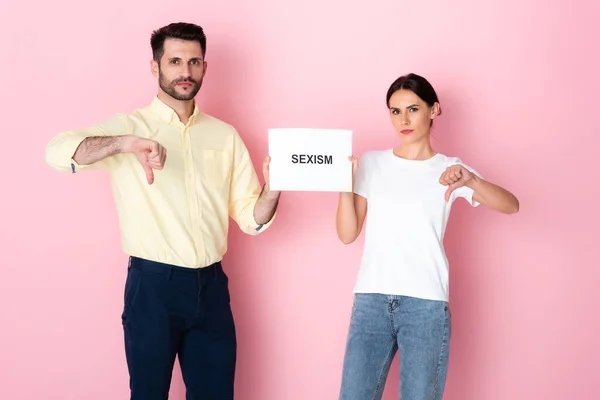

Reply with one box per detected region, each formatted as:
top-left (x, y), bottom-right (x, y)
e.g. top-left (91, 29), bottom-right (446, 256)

top-left (433, 153), bottom-right (480, 175)
top-left (360, 149), bottom-right (391, 162)
top-left (432, 153), bottom-right (464, 166)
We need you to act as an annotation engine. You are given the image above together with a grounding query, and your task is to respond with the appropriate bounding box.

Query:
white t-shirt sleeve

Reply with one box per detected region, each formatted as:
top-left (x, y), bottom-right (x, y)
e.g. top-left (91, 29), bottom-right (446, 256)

top-left (353, 152), bottom-right (370, 199)
top-left (452, 159), bottom-right (483, 207)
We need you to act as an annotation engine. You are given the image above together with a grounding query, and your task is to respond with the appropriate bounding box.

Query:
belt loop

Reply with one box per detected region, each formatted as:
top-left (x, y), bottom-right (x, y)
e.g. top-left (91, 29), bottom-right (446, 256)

top-left (168, 266), bottom-right (173, 280)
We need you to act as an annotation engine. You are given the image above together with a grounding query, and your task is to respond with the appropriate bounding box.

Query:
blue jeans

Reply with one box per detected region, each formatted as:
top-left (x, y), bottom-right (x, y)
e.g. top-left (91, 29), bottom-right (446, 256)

top-left (339, 294), bottom-right (451, 400)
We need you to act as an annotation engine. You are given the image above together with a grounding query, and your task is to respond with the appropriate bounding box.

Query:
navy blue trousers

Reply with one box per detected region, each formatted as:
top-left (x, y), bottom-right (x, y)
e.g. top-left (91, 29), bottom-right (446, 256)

top-left (121, 256), bottom-right (236, 400)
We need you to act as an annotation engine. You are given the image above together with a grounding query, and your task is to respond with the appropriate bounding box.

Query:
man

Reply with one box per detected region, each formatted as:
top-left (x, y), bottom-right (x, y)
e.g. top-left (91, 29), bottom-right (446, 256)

top-left (44, 22), bottom-right (280, 399)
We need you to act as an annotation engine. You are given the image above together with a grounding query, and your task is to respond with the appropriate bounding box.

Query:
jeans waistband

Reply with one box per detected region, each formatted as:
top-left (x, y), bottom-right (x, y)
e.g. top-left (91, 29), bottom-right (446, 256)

top-left (128, 256), bottom-right (222, 278)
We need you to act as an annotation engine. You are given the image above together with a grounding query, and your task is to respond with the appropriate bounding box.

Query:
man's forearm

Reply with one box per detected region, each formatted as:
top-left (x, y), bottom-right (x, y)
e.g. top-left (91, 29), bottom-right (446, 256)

top-left (72, 136), bottom-right (130, 166)
top-left (253, 184), bottom-right (281, 225)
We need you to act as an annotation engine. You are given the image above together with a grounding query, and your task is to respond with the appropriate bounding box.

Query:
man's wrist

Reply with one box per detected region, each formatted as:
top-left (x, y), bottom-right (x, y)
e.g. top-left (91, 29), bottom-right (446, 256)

top-left (262, 183), bottom-right (281, 198)
top-left (118, 135), bottom-right (135, 154)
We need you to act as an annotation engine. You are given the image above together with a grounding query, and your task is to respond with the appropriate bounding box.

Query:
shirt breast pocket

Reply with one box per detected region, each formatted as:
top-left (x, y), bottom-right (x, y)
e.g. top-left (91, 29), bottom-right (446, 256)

top-left (201, 149), bottom-right (230, 190)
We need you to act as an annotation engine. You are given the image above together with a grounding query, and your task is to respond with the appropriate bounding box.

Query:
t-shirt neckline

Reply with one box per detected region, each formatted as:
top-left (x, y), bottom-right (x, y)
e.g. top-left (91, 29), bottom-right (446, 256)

top-left (387, 148), bottom-right (441, 164)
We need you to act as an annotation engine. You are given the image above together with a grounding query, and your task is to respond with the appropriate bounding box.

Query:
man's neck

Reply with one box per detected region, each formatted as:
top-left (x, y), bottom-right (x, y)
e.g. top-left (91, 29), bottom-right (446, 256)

top-left (157, 92), bottom-right (195, 125)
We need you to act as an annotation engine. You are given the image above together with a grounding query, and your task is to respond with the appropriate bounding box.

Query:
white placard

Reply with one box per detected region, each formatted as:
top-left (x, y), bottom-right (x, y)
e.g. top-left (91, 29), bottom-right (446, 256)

top-left (268, 128), bottom-right (353, 192)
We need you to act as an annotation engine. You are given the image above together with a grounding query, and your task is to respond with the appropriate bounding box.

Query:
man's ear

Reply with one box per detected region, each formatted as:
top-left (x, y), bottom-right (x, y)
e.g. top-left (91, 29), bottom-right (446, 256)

top-left (150, 59), bottom-right (159, 78)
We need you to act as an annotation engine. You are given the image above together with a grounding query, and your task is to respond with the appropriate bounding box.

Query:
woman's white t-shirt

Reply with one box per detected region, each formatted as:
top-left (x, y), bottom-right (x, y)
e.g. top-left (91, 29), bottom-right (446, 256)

top-left (353, 149), bottom-right (481, 302)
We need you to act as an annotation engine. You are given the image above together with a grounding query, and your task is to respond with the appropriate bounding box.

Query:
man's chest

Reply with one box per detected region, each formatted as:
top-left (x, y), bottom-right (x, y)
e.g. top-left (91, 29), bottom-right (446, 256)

top-left (119, 123), bottom-right (234, 191)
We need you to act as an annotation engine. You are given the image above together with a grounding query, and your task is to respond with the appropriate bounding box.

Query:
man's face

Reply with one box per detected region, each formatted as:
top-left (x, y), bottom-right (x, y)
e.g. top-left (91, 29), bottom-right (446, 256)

top-left (153, 38), bottom-right (206, 101)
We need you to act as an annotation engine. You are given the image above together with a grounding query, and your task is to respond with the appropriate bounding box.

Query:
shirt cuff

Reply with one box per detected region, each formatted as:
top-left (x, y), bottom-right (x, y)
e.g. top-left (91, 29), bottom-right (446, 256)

top-left (45, 133), bottom-right (91, 173)
top-left (238, 204), bottom-right (276, 235)
top-left (254, 211), bottom-right (276, 232)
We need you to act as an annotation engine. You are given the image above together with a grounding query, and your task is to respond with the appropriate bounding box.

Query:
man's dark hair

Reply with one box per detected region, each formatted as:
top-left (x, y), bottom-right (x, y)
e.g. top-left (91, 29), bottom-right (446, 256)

top-left (150, 22), bottom-right (207, 62)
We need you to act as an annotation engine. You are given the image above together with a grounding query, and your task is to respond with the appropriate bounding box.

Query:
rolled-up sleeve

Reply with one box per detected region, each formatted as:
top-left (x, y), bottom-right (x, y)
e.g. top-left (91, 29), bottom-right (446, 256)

top-left (44, 114), bottom-right (130, 173)
top-left (228, 129), bottom-right (275, 235)
top-left (452, 160), bottom-right (483, 207)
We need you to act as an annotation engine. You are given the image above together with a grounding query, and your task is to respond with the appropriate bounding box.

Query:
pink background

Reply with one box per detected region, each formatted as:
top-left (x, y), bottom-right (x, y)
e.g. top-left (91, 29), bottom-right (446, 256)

top-left (1, 0), bottom-right (598, 399)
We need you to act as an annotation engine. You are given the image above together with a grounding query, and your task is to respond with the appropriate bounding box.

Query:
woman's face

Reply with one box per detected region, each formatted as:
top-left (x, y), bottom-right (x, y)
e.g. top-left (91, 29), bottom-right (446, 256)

top-left (388, 89), bottom-right (439, 144)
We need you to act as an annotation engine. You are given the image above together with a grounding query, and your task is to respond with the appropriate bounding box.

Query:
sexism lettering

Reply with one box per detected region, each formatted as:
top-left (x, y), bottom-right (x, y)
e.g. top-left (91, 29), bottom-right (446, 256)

top-left (291, 154), bottom-right (333, 164)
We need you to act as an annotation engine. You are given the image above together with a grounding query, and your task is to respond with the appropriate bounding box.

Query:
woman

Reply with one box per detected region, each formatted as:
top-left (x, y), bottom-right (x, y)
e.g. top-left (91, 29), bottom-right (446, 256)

top-left (336, 73), bottom-right (519, 400)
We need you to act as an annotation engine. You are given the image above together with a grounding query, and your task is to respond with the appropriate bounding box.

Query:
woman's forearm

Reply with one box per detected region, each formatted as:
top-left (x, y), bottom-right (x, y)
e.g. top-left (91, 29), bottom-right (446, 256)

top-left (337, 192), bottom-right (360, 243)
top-left (470, 176), bottom-right (519, 214)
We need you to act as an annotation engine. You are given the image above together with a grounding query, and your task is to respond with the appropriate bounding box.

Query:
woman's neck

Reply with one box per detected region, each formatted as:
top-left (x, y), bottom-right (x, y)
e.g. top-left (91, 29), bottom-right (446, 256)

top-left (393, 141), bottom-right (436, 161)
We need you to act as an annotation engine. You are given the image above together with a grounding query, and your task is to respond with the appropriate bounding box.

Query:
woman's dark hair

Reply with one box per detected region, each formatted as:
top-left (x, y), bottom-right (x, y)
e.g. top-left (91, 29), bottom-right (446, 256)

top-left (386, 73), bottom-right (442, 120)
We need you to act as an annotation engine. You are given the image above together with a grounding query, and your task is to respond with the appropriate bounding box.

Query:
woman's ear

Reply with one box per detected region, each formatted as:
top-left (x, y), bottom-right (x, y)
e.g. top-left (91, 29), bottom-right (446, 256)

top-left (431, 102), bottom-right (441, 119)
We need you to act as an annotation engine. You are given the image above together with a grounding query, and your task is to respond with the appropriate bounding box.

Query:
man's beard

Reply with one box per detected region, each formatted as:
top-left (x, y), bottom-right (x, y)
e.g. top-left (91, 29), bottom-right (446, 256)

top-left (159, 70), bottom-right (202, 101)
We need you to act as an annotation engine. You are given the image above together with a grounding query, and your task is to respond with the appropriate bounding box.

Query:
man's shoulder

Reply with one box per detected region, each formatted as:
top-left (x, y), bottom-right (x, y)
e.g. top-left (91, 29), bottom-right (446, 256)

top-left (196, 112), bottom-right (237, 133)
top-left (99, 107), bottom-right (146, 126)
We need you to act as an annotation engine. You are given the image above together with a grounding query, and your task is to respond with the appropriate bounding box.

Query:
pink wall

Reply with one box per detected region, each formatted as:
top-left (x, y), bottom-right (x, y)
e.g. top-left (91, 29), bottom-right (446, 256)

top-left (1, 1), bottom-right (598, 399)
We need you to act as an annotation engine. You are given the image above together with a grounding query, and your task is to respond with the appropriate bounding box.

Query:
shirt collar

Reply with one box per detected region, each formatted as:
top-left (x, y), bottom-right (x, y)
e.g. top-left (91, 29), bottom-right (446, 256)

top-left (149, 96), bottom-right (200, 125)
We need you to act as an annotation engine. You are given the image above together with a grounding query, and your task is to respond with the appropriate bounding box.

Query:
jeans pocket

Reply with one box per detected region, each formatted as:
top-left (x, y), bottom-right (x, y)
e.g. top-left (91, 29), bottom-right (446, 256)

top-left (220, 268), bottom-right (232, 304)
top-left (122, 266), bottom-right (142, 316)
top-left (444, 304), bottom-right (452, 338)
top-left (351, 295), bottom-right (358, 313)
top-left (351, 294), bottom-right (367, 316)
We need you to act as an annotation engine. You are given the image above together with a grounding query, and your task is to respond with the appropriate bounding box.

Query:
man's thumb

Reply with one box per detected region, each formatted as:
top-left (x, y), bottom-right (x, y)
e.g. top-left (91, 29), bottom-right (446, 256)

top-left (142, 160), bottom-right (154, 185)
